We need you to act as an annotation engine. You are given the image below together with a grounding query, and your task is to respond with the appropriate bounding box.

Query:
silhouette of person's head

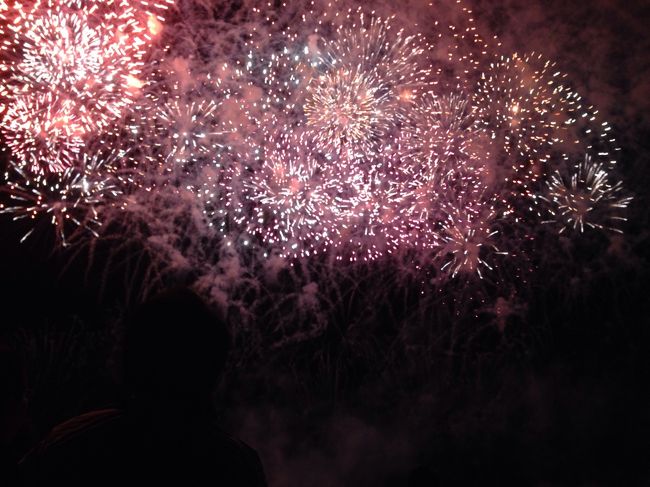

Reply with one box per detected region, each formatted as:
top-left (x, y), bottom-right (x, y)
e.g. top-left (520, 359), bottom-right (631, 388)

top-left (19, 293), bottom-right (266, 487)
top-left (123, 288), bottom-right (229, 406)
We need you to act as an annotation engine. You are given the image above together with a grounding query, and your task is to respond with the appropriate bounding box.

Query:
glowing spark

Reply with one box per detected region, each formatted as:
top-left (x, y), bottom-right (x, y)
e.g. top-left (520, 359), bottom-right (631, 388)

top-left (147, 15), bottom-right (163, 36)
top-left (542, 154), bottom-right (632, 234)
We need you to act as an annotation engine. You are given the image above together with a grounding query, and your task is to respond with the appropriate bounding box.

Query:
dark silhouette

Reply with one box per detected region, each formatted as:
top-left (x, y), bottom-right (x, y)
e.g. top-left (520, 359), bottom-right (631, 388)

top-left (19, 289), bottom-right (266, 486)
top-left (1, 340), bottom-right (33, 487)
top-left (408, 465), bottom-right (440, 487)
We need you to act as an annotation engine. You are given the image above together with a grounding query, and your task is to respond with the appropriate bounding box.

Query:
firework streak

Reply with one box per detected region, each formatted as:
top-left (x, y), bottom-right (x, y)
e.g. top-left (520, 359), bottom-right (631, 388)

top-left (0, 0), bottom-right (632, 279)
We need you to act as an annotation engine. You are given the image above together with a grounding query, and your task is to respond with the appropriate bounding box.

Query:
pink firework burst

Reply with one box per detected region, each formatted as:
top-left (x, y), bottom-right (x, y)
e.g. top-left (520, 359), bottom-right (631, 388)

top-left (541, 154), bottom-right (632, 234)
top-left (243, 132), bottom-right (336, 258)
top-left (0, 0), bottom-right (173, 172)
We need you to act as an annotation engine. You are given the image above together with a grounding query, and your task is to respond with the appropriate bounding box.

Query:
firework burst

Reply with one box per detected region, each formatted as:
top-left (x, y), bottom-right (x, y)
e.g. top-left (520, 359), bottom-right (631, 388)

top-left (242, 133), bottom-right (335, 258)
top-left (439, 203), bottom-right (506, 279)
top-left (1, 92), bottom-right (87, 173)
top-left (302, 9), bottom-right (434, 158)
top-left (473, 53), bottom-right (587, 197)
top-left (541, 154), bottom-right (632, 234)
top-left (304, 67), bottom-right (390, 159)
top-left (0, 0), bottom-right (634, 291)
top-left (0, 0), bottom-right (172, 172)
top-left (0, 145), bottom-right (126, 245)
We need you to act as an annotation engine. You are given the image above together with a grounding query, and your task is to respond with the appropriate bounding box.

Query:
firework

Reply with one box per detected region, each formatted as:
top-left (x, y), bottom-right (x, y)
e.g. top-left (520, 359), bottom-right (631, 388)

top-left (398, 91), bottom-right (482, 193)
top-left (303, 9), bottom-right (434, 158)
top-left (541, 154), bottom-right (632, 234)
top-left (241, 132), bottom-right (335, 258)
top-left (0, 145), bottom-right (126, 245)
top-left (140, 90), bottom-right (230, 172)
top-left (0, 0), bottom-right (634, 289)
top-left (323, 154), bottom-right (406, 261)
top-left (0, 0), bottom-right (173, 172)
top-left (439, 203), bottom-right (506, 279)
top-left (304, 67), bottom-right (391, 159)
top-left (1, 92), bottom-right (87, 173)
top-left (473, 53), bottom-right (587, 197)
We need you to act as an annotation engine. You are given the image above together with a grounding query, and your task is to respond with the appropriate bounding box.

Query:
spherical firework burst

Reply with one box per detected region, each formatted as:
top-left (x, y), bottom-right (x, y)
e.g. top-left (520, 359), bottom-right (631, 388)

top-left (439, 203), bottom-right (506, 279)
top-left (0, 145), bottom-right (126, 245)
top-left (1, 1), bottom-right (148, 122)
top-left (473, 53), bottom-right (584, 196)
top-left (243, 133), bottom-right (336, 258)
top-left (302, 9), bottom-right (434, 158)
top-left (0, 0), bottom-right (173, 172)
top-left (541, 154), bottom-right (632, 234)
top-left (149, 96), bottom-right (228, 168)
top-left (304, 67), bottom-right (390, 159)
top-left (1, 92), bottom-right (87, 173)
top-left (18, 6), bottom-right (105, 88)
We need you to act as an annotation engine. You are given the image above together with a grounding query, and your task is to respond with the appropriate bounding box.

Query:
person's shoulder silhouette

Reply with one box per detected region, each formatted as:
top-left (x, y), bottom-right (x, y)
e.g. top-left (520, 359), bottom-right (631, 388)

top-left (20, 288), bottom-right (266, 487)
top-left (1, 339), bottom-right (34, 487)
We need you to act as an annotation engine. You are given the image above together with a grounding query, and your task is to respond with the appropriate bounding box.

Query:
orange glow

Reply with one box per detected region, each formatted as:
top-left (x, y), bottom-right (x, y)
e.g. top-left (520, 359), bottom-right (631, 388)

top-left (125, 75), bottom-right (144, 90)
top-left (147, 15), bottom-right (163, 36)
top-left (399, 90), bottom-right (414, 102)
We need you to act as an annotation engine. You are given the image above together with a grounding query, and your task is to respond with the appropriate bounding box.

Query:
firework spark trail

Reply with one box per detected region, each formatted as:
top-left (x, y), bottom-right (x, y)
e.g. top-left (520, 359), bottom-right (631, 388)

top-left (0, 145), bottom-right (126, 245)
top-left (541, 154), bottom-right (632, 234)
top-left (243, 133), bottom-right (335, 258)
top-left (302, 9), bottom-right (435, 159)
top-left (0, 0), bottom-right (634, 285)
top-left (130, 63), bottom-right (239, 175)
top-left (0, 0), bottom-right (173, 172)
